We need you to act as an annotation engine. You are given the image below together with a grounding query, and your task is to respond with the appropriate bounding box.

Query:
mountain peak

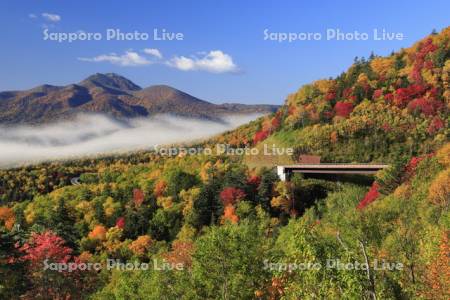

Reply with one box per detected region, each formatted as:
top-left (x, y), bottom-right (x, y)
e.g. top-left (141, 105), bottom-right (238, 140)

top-left (80, 73), bottom-right (142, 91)
top-left (0, 73), bottom-right (278, 124)
top-left (135, 84), bottom-right (211, 106)
top-left (28, 84), bottom-right (61, 93)
top-left (140, 84), bottom-right (183, 96)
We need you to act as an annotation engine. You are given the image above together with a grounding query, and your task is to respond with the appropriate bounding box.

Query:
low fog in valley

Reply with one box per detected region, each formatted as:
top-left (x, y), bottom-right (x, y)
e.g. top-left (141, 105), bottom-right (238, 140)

top-left (0, 113), bottom-right (261, 167)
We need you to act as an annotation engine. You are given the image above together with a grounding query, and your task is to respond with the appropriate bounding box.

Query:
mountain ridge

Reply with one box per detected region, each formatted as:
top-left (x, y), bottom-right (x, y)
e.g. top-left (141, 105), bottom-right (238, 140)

top-left (0, 74), bottom-right (279, 125)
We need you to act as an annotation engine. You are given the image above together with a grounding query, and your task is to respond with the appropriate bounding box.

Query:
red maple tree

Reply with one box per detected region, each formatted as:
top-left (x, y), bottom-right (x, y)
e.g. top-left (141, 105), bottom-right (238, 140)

top-left (408, 98), bottom-right (443, 116)
top-left (253, 129), bottom-right (269, 144)
top-left (116, 217), bottom-right (126, 229)
top-left (220, 187), bottom-right (246, 206)
top-left (247, 175), bottom-right (261, 188)
top-left (18, 230), bottom-right (72, 266)
top-left (428, 117), bottom-right (444, 134)
top-left (357, 182), bottom-right (380, 210)
top-left (372, 89), bottom-right (383, 99)
top-left (334, 102), bottom-right (353, 118)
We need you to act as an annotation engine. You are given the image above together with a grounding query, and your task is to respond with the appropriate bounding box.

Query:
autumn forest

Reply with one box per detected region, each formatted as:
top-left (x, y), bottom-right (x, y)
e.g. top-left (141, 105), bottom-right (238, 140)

top-left (0, 27), bottom-right (449, 299)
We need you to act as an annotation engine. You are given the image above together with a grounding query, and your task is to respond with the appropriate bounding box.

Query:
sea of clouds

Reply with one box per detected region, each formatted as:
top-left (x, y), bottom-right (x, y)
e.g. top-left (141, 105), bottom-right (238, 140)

top-left (0, 113), bottom-right (261, 167)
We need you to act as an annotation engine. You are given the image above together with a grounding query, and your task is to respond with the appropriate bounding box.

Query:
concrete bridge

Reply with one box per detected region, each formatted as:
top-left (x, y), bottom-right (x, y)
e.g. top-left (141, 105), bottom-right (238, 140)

top-left (277, 164), bottom-right (389, 181)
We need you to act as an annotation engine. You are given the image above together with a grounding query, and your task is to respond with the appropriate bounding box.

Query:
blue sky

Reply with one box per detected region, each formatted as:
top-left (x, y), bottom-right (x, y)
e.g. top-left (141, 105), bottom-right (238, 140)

top-left (0, 0), bottom-right (449, 104)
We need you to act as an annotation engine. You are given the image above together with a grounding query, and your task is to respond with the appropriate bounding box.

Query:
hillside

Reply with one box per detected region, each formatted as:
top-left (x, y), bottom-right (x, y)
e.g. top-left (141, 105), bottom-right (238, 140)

top-left (210, 27), bottom-right (449, 167)
top-left (0, 73), bottom-right (279, 124)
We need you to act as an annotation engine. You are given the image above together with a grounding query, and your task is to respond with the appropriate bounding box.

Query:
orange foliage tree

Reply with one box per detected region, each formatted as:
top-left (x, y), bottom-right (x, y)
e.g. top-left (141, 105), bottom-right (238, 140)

top-left (420, 231), bottom-right (450, 299)
top-left (88, 225), bottom-right (107, 241)
top-left (129, 235), bottom-right (152, 256)
top-left (132, 188), bottom-right (145, 207)
top-left (163, 240), bottom-right (194, 268)
top-left (222, 205), bottom-right (239, 224)
top-left (154, 180), bottom-right (167, 197)
top-left (220, 187), bottom-right (245, 224)
top-left (0, 207), bottom-right (15, 230)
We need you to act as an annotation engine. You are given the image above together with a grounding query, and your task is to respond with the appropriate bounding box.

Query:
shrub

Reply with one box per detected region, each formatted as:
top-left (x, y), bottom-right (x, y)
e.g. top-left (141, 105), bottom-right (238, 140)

top-left (428, 169), bottom-right (450, 208)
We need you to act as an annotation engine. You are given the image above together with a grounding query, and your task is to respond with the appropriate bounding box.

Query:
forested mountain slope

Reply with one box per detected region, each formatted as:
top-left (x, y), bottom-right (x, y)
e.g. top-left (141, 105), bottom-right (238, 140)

top-left (210, 27), bottom-right (449, 166)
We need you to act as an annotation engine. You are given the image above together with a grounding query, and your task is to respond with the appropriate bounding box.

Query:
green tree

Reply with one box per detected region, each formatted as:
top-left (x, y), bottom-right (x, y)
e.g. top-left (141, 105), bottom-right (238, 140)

top-left (191, 221), bottom-right (270, 299)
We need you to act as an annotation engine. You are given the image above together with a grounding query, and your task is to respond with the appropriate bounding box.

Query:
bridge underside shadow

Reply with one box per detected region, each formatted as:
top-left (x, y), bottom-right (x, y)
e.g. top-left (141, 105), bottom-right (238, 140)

top-left (298, 173), bottom-right (375, 186)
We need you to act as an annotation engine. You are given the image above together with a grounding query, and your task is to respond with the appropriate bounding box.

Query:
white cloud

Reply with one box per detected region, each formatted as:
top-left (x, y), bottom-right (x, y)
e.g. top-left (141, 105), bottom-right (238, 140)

top-left (78, 51), bottom-right (152, 67)
top-left (42, 12), bottom-right (61, 22)
top-left (168, 50), bottom-right (239, 73)
top-left (143, 48), bottom-right (163, 59)
top-left (78, 49), bottom-right (239, 72)
top-left (169, 56), bottom-right (196, 71)
top-left (28, 13), bottom-right (37, 19)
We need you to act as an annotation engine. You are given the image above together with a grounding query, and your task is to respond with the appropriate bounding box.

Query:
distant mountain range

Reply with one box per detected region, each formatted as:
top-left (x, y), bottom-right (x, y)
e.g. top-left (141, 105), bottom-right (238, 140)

top-left (0, 73), bottom-right (279, 124)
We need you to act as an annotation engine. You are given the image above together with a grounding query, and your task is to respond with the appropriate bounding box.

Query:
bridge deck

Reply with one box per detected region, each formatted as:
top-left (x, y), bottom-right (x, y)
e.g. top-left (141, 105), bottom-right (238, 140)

top-left (277, 164), bottom-right (389, 181)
